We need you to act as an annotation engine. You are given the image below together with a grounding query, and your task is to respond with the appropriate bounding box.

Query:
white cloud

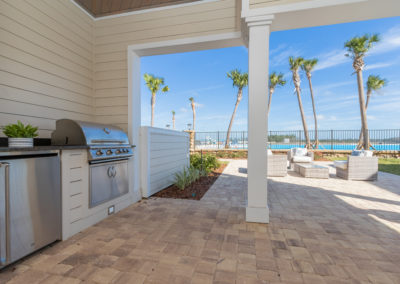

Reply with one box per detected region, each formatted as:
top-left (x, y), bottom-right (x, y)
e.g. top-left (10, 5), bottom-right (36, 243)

top-left (179, 107), bottom-right (188, 113)
top-left (270, 46), bottom-right (302, 67)
top-left (314, 49), bottom-right (348, 71)
top-left (370, 25), bottom-right (400, 55)
top-left (365, 61), bottom-right (395, 70)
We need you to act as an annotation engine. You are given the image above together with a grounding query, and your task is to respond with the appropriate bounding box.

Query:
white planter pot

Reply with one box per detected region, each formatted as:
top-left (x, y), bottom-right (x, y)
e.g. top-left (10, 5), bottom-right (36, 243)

top-left (8, 138), bottom-right (34, 148)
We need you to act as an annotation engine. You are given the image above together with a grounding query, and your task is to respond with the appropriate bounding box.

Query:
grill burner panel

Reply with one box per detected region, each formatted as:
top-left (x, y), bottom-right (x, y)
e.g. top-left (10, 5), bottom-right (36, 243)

top-left (51, 119), bottom-right (133, 161)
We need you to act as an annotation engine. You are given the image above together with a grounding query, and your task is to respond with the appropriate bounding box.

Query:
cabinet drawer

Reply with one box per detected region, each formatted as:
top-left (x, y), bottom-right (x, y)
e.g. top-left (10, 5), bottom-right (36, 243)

top-left (69, 180), bottom-right (83, 196)
top-left (67, 152), bottom-right (85, 168)
top-left (70, 167), bottom-right (83, 182)
top-left (69, 193), bottom-right (83, 209)
top-left (70, 206), bottom-right (82, 223)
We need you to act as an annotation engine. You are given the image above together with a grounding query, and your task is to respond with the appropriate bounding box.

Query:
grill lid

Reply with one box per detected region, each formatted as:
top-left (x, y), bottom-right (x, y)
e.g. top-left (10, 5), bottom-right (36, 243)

top-left (52, 119), bottom-right (130, 146)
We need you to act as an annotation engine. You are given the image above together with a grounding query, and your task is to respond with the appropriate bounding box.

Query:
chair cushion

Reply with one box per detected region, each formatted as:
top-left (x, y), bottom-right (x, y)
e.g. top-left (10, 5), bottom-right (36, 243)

top-left (351, 150), bottom-right (363, 156)
top-left (294, 148), bottom-right (308, 157)
top-left (293, 156), bottom-right (312, 163)
top-left (351, 150), bottom-right (374, 157)
top-left (267, 149), bottom-right (273, 156)
top-left (334, 160), bottom-right (348, 170)
top-left (364, 150), bottom-right (373, 157)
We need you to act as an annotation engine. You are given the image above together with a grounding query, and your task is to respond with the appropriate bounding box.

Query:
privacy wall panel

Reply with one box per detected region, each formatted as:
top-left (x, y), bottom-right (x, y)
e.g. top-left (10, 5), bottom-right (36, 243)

top-left (140, 127), bottom-right (190, 198)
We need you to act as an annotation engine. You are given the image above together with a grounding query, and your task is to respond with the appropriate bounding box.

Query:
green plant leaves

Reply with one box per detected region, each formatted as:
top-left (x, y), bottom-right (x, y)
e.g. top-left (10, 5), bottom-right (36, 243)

top-left (2, 120), bottom-right (38, 138)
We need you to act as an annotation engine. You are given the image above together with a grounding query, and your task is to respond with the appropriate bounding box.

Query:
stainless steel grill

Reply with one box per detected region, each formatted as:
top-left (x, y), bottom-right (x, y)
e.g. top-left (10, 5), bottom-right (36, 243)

top-left (51, 119), bottom-right (133, 161)
top-left (52, 119), bottom-right (133, 208)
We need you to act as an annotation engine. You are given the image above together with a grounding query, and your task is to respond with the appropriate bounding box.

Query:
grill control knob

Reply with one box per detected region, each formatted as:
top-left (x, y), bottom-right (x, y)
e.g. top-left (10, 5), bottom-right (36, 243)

top-left (115, 149), bottom-right (121, 154)
top-left (106, 150), bottom-right (113, 155)
top-left (96, 150), bottom-right (103, 156)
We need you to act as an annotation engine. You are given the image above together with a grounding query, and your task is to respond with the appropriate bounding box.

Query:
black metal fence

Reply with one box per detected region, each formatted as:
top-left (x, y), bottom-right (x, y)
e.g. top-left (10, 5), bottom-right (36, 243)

top-left (194, 129), bottom-right (400, 151)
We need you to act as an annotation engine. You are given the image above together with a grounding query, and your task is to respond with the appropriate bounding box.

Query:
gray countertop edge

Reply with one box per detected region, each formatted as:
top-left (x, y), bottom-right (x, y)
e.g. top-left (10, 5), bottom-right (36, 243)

top-left (0, 145), bottom-right (89, 152)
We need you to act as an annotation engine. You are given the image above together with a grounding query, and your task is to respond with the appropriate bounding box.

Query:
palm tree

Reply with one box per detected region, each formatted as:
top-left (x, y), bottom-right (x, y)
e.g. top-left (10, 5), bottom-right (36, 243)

top-left (172, 110), bottom-right (176, 130)
top-left (357, 75), bottom-right (387, 148)
top-left (143, 73), bottom-right (169, 127)
top-left (301, 58), bottom-right (319, 149)
top-left (289, 56), bottom-right (311, 149)
top-left (344, 34), bottom-right (379, 149)
top-left (268, 72), bottom-right (286, 115)
top-left (225, 69), bottom-right (248, 148)
top-left (189, 97), bottom-right (196, 131)
top-left (365, 75), bottom-right (387, 109)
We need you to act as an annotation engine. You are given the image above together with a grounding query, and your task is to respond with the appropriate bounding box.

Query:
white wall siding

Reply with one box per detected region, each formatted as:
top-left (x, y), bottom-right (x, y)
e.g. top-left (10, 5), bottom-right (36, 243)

top-left (141, 127), bottom-right (190, 198)
top-left (94, 0), bottom-right (239, 132)
top-left (249, 0), bottom-right (309, 10)
top-left (0, 0), bottom-right (94, 137)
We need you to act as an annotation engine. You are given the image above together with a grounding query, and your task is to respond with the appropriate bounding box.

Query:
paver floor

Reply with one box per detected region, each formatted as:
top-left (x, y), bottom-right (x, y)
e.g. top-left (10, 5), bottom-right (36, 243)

top-left (1, 159), bottom-right (400, 283)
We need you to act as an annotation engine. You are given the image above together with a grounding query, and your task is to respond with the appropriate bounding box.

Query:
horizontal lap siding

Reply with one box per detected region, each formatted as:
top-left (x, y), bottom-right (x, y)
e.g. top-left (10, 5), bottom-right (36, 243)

top-left (249, 0), bottom-right (310, 9)
top-left (0, 0), bottom-right (94, 138)
top-left (94, 0), bottom-right (239, 132)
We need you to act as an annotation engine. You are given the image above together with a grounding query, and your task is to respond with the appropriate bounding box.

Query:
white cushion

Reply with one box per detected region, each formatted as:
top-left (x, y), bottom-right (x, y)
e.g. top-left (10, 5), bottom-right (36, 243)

top-left (334, 160), bottom-right (348, 170)
top-left (352, 150), bottom-right (374, 157)
top-left (293, 156), bottom-right (312, 163)
top-left (364, 150), bottom-right (373, 157)
top-left (267, 149), bottom-right (273, 156)
top-left (294, 148), bottom-right (308, 157)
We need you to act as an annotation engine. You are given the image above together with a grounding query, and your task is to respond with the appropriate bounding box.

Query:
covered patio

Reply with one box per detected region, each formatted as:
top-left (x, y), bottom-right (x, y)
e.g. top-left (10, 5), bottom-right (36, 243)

top-left (2, 160), bottom-right (400, 283)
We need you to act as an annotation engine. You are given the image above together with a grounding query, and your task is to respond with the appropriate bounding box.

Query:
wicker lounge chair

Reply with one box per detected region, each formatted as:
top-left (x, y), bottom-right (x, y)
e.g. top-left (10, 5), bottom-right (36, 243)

top-left (335, 150), bottom-right (378, 180)
top-left (267, 153), bottom-right (288, 177)
top-left (287, 148), bottom-right (314, 169)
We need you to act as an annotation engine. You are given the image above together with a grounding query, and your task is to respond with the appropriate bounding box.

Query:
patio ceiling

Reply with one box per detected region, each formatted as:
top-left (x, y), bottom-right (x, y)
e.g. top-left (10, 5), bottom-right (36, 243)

top-left (74, 0), bottom-right (202, 17)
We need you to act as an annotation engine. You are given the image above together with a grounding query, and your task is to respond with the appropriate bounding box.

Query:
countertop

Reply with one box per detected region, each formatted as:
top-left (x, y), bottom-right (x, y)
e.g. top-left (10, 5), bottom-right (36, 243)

top-left (0, 145), bottom-right (89, 152)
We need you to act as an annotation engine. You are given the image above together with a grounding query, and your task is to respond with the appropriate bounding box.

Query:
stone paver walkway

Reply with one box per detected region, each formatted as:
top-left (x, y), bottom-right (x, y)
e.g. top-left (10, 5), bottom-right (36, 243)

top-left (1, 160), bottom-right (400, 284)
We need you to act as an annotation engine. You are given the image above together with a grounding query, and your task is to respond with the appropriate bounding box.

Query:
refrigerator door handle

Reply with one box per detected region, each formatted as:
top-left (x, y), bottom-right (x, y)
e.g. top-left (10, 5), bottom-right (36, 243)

top-left (0, 162), bottom-right (10, 266)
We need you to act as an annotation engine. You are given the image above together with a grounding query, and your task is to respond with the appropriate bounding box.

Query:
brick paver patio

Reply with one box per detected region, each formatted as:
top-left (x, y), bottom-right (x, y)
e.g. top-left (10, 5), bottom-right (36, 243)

top-left (1, 160), bottom-right (400, 283)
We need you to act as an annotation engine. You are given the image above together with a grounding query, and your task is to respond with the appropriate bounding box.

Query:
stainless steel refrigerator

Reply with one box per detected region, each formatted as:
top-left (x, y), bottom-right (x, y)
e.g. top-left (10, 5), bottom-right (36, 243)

top-left (0, 151), bottom-right (61, 268)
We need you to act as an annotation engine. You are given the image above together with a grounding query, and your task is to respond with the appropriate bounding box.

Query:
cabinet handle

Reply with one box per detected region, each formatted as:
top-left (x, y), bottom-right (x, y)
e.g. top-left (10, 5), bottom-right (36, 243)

top-left (0, 163), bottom-right (10, 265)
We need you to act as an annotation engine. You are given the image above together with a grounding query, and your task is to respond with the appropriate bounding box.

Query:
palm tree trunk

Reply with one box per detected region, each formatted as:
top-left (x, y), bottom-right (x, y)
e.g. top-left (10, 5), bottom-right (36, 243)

top-left (151, 93), bottom-right (156, 127)
top-left (356, 70), bottom-right (369, 149)
top-left (172, 115), bottom-right (175, 130)
top-left (267, 88), bottom-right (274, 115)
top-left (225, 89), bottom-right (242, 148)
top-left (307, 76), bottom-right (319, 149)
top-left (295, 86), bottom-right (311, 148)
top-left (357, 90), bottom-right (372, 148)
top-left (192, 106), bottom-right (196, 131)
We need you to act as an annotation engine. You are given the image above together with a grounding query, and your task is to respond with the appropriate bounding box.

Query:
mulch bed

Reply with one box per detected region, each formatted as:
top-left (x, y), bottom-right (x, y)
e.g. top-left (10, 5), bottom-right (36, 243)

top-left (152, 163), bottom-right (228, 200)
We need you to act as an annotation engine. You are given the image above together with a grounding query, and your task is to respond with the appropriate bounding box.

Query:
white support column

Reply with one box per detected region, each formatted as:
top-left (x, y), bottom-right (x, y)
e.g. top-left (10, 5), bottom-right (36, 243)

top-left (246, 15), bottom-right (273, 223)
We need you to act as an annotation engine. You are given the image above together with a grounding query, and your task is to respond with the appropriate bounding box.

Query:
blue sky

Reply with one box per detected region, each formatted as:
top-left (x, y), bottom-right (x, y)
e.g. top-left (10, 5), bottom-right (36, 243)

top-left (141, 16), bottom-right (400, 132)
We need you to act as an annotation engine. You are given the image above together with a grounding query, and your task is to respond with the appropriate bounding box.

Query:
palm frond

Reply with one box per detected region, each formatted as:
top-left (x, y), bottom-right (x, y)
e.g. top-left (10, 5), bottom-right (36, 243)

top-left (269, 72), bottom-right (286, 89)
top-left (227, 69), bottom-right (248, 89)
top-left (366, 75), bottom-right (387, 93)
top-left (301, 58), bottom-right (318, 73)
top-left (344, 34), bottom-right (380, 58)
top-left (289, 56), bottom-right (305, 71)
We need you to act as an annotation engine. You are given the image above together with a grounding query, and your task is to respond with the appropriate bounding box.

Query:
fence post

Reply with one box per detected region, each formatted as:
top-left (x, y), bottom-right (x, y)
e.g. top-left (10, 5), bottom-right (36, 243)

top-left (217, 131), bottom-right (220, 149)
top-left (299, 130), bottom-right (301, 147)
top-left (331, 130), bottom-right (333, 150)
top-left (242, 131), bottom-right (244, 149)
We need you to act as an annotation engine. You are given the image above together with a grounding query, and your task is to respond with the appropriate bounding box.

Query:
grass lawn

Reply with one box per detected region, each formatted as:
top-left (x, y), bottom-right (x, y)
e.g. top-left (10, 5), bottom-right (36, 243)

top-left (325, 156), bottom-right (400, 176)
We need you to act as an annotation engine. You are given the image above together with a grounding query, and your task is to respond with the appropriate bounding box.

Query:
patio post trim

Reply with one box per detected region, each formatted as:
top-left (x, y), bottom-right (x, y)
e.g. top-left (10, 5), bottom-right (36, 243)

top-left (245, 14), bottom-right (273, 223)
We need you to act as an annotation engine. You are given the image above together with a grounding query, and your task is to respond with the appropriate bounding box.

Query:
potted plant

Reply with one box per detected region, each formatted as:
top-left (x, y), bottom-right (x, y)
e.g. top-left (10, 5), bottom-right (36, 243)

top-left (2, 121), bottom-right (38, 148)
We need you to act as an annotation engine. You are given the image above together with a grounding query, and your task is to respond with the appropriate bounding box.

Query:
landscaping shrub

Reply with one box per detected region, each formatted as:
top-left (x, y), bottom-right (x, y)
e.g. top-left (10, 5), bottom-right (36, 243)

top-left (174, 166), bottom-right (202, 190)
top-left (190, 153), bottom-right (220, 173)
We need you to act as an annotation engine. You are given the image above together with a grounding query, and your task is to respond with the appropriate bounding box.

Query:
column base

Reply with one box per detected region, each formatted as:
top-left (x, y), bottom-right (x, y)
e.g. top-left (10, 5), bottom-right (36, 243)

top-left (246, 206), bottom-right (269, 223)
